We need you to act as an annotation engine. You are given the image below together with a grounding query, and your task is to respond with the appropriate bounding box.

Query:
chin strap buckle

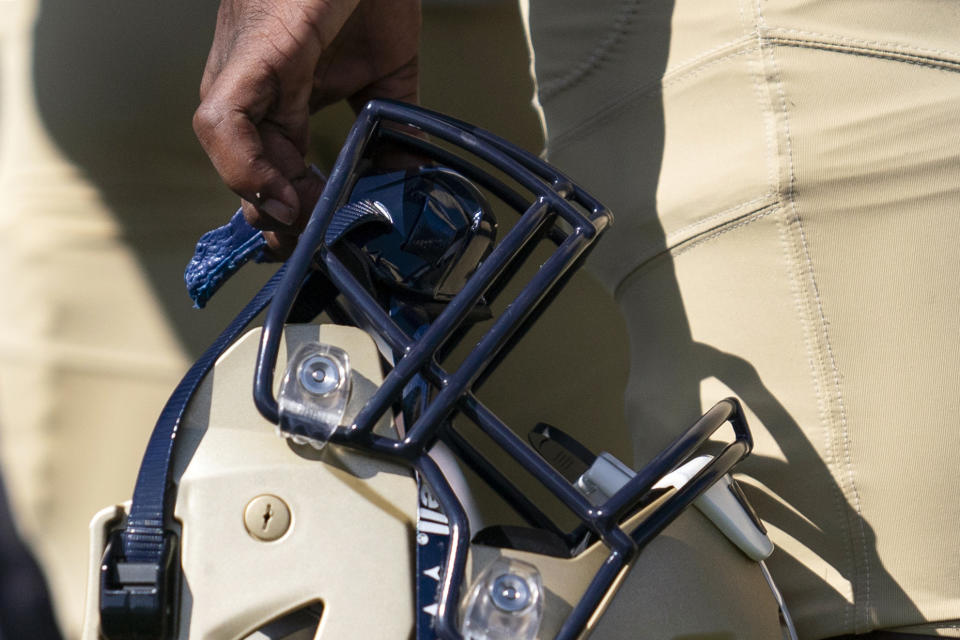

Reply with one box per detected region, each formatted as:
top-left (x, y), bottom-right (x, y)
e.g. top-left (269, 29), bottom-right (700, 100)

top-left (99, 530), bottom-right (180, 640)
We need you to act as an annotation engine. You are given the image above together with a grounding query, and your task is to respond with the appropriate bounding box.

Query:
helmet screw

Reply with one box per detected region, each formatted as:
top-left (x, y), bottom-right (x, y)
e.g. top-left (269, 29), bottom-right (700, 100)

top-left (298, 354), bottom-right (343, 396)
top-left (243, 495), bottom-right (291, 542)
top-left (490, 573), bottom-right (532, 612)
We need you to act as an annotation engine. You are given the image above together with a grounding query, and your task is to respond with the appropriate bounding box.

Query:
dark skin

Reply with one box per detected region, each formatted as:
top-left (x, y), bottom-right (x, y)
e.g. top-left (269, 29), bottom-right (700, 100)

top-left (193, 0), bottom-right (420, 255)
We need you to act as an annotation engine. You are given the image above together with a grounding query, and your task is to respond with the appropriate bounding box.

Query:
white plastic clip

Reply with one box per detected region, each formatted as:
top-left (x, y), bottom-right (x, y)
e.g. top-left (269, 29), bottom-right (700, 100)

top-left (277, 343), bottom-right (352, 449)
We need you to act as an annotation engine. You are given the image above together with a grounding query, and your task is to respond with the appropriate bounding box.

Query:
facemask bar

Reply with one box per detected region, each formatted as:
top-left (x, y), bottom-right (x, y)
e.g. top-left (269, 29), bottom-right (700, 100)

top-left (251, 100), bottom-right (753, 640)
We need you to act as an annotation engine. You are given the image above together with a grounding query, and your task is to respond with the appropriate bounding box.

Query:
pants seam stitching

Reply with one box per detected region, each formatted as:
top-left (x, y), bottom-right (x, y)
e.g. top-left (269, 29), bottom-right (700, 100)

top-left (612, 198), bottom-right (777, 299)
top-left (765, 26), bottom-right (960, 63)
top-left (669, 203), bottom-right (778, 260)
top-left (548, 42), bottom-right (757, 153)
top-left (665, 192), bottom-right (775, 248)
top-left (757, 3), bottom-right (870, 631)
top-left (536, 0), bottom-right (641, 101)
top-left (659, 34), bottom-right (756, 83)
top-left (767, 35), bottom-right (960, 74)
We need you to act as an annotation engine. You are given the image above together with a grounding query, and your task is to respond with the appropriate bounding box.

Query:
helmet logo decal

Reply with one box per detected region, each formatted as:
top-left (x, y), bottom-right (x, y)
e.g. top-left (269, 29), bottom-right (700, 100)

top-left (417, 480), bottom-right (450, 636)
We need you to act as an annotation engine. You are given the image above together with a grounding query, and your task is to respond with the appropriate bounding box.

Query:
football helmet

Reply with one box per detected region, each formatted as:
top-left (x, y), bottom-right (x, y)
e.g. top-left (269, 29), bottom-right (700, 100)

top-left (82, 100), bottom-right (796, 640)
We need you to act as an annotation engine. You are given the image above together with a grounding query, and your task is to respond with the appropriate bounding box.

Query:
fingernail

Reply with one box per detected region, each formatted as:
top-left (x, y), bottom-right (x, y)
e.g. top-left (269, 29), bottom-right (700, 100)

top-left (261, 198), bottom-right (296, 225)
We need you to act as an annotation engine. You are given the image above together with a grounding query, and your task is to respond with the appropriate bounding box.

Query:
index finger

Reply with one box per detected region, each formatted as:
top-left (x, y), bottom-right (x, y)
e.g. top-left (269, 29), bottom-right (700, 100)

top-left (193, 72), bottom-right (301, 224)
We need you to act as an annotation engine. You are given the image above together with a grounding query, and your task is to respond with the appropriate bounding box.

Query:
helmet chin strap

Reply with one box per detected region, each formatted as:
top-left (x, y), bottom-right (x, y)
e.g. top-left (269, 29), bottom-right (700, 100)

top-left (101, 268), bottom-right (289, 640)
top-left (428, 441), bottom-right (484, 534)
top-left (389, 314), bottom-right (483, 639)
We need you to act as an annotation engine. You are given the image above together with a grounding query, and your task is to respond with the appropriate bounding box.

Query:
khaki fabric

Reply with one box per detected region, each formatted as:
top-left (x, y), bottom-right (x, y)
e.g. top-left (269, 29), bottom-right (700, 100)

top-left (0, 1), bottom-right (253, 636)
top-left (522, 0), bottom-right (960, 638)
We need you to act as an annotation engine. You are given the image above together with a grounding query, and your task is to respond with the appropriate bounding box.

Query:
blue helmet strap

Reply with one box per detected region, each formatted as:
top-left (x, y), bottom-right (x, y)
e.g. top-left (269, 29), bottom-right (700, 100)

top-left (101, 267), bottom-right (287, 640)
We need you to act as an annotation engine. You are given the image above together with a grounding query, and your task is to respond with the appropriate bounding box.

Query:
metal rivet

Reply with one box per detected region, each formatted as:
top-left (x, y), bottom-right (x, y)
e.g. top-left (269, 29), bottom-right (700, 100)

top-left (243, 495), bottom-right (291, 542)
top-left (490, 573), bottom-right (532, 612)
top-left (298, 354), bottom-right (343, 396)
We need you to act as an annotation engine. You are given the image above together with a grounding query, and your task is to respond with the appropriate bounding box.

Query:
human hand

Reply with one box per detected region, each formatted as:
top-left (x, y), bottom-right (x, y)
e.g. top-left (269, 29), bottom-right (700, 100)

top-left (193, 0), bottom-right (420, 255)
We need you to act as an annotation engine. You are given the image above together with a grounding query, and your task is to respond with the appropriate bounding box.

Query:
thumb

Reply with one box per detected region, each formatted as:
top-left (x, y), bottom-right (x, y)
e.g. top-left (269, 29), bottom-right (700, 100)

top-left (243, 165), bottom-right (326, 259)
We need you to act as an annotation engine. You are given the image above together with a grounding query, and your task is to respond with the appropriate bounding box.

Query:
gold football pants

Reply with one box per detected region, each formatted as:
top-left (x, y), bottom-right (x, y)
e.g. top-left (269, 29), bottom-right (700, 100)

top-left (0, 1), bottom-right (255, 635)
top-left (522, 0), bottom-right (960, 637)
